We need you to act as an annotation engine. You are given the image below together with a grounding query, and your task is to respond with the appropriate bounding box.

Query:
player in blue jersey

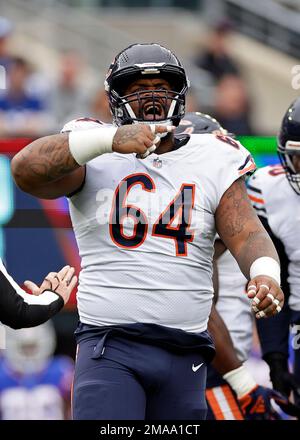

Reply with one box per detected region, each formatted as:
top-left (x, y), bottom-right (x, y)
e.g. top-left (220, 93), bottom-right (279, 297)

top-left (0, 322), bottom-right (73, 419)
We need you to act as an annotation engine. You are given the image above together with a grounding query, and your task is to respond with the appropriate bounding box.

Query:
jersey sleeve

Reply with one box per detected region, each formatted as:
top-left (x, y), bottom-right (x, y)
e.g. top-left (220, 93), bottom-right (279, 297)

top-left (0, 259), bottom-right (64, 329)
top-left (213, 136), bottom-right (256, 206)
top-left (60, 117), bottom-right (110, 133)
top-left (246, 170), bottom-right (267, 218)
top-left (255, 215), bottom-right (291, 358)
top-left (60, 118), bottom-right (113, 198)
top-left (246, 169), bottom-right (290, 357)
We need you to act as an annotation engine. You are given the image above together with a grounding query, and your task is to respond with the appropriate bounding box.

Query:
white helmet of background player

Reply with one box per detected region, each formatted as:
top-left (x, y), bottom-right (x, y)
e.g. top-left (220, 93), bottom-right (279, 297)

top-left (4, 322), bottom-right (56, 375)
top-left (104, 43), bottom-right (189, 128)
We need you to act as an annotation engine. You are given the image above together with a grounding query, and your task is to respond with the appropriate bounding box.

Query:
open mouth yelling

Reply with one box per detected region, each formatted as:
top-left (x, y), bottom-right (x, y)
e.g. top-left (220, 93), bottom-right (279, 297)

top-left (142, 101), bottom-right (165, 121)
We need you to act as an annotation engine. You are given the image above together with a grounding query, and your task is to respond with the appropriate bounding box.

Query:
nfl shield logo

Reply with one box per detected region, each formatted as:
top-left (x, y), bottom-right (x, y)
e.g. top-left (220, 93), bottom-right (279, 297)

top-left (153, 158), bottom-right (162, 168)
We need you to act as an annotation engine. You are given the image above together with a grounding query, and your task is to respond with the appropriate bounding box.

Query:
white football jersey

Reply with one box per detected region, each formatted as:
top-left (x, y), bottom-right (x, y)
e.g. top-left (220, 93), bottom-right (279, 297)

top-left (216, 249), bottom-right (253, 361)
top-left (65, 120), bottom-right (255, 332)
top-left (248, 165), bottom-right (300, 311)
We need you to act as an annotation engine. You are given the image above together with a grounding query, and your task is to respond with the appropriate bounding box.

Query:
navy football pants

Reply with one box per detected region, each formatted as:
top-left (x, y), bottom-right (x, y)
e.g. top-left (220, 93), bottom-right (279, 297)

top-left (72, 334), bottom-right (207, 420)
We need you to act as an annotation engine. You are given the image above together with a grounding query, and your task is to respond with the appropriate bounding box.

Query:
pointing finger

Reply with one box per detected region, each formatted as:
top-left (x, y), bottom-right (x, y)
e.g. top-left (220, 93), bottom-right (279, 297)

top-left (147, 145), bottom-right (157, 154)
top-left (153, 135), bottom-right (161, 145)
top-left (153, 125), bottom-right (176, 134)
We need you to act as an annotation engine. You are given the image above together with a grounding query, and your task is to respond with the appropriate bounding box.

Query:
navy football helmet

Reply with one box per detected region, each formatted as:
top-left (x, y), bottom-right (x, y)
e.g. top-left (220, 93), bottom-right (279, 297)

top-left (104, 43), bottom-right (189, 127)
top-left (176, 111), bottom-right (229, 136)
top-left (278, 98), bottom-right (300, 195)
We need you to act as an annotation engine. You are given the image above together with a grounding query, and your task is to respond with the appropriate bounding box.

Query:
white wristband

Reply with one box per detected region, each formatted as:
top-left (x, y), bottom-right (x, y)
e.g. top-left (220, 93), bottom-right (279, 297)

top-left (69, 127), bottom-right (118, 165)
top-left (223, 365), bottom-right (257, 398)
top-left (250, 256), bottom-right (281, 285)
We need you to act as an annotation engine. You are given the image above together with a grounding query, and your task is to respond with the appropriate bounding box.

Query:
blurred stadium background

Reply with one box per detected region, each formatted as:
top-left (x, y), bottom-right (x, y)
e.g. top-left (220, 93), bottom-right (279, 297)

top-left (0, 0), bottom-right (299, 419)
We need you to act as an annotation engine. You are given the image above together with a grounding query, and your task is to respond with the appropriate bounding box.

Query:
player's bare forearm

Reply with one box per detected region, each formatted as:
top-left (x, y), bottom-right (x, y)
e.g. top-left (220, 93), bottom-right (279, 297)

top-left (234, 230), bottom-right (278, 278)
top-left (215, 178), bottom-right (279, 279)
top-left (208, 305), bottom-right (242, 375)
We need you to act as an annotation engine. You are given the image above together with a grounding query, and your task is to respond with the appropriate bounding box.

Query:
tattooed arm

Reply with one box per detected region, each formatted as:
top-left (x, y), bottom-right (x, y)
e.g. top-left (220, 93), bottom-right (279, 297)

top-left (11, 124), bottom-right (169, 199)
top-left (11, 132), bottom-right (85, 199)
top-left (215, 177), bottom-right (284, 318)
top-left (215, 177), bottom-right (278, 278)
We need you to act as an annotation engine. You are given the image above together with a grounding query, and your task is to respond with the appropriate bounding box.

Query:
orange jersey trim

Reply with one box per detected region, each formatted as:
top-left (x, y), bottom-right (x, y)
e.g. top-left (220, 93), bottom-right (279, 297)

top-left (206, 385), bottom-right (244, 420)
top-left (248, 194), bottom-right (265, 204)
top-left (221, 385), bottom-right (244, 420)
top-left (238, 163), bottom-right (256, 176)
top-left (206, 388), bottom-right (226, 420)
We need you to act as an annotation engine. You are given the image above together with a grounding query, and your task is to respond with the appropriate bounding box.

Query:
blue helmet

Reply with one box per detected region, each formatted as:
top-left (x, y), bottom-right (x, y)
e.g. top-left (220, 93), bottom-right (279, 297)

top-left (278, 98), bottom-right (300, 195)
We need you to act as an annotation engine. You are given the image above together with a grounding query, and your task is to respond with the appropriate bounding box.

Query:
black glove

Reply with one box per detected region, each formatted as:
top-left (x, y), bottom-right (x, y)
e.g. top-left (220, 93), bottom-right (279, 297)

top-left (264, 352), bottom-right (300, 418)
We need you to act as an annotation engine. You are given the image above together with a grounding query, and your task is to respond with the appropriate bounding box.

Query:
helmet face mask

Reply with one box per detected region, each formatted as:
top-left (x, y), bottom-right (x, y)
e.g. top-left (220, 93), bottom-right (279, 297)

top-left (105, 43), bottom-right (189, 127)
top-left (278, 142), bottom-right (300, 195)
top-left (110, 86), bottom-right (185, 126)
top-left (278, 98), bottom-right (300, 196)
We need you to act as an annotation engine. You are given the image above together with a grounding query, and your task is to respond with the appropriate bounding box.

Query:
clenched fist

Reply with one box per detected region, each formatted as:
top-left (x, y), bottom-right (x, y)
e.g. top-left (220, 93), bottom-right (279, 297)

top-left (246, 275), bottom-right (284, 318)
top-left (112, 124), bottom-right (175, 158)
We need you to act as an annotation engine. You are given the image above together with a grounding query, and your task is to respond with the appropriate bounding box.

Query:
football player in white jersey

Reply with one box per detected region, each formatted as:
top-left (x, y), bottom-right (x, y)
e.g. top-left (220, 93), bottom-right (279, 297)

top-left (248, 98), bottom-right (300, 411)
top-left (0, 261), bottom-right (77, 329)
top-left (11, 43), bottom-right (284, 420)
top-left (177, 113), bottom-right (300, 420)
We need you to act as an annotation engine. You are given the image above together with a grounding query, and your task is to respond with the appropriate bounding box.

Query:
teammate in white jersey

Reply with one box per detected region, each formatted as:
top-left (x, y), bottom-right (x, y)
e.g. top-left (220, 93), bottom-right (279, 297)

top-left (248, 98), bottom-right (300, 411)
top-left (177, 113), bottom-right (299, 420)
top-left (11, 43), bottom-right (284, 420)
top-left (177, 113), bottom-right (252, 362)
